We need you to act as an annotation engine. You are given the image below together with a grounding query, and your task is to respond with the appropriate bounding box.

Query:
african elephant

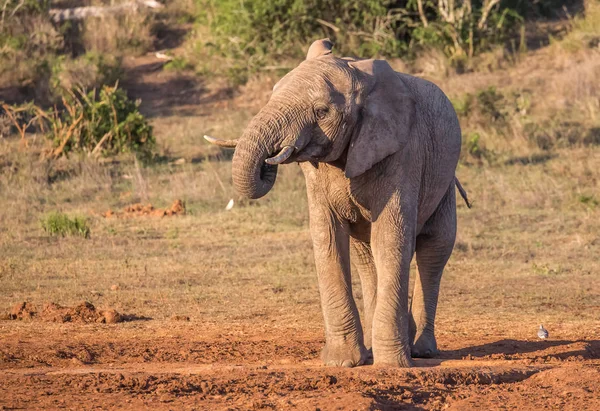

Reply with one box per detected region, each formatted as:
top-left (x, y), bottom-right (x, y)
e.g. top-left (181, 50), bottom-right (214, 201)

top-left (205, 39), bottom-right (469, 368)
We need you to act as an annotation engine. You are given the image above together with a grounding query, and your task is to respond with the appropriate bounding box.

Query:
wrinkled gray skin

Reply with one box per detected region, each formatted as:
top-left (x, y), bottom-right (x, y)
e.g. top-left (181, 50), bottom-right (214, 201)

top-left (209, 39), bottom-right (462, 368)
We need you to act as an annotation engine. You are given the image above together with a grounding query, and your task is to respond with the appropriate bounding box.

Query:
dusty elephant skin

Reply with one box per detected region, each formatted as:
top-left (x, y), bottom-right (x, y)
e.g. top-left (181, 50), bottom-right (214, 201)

top-left (206, 39), bottom-right (463, 368)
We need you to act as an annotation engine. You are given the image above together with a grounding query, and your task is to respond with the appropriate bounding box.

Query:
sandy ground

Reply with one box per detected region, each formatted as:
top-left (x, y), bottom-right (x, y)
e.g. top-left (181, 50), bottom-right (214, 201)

top-left (1, 321), bottom-right (598, 410)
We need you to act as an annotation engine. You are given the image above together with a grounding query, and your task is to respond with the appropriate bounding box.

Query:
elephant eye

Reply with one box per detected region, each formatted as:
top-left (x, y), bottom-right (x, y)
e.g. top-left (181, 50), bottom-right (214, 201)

top-left (315, 106), bottom-right (329, 120)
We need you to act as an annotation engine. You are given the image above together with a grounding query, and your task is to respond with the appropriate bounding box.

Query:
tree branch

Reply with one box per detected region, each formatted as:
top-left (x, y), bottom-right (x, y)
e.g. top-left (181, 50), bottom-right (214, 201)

top-left (416, 0), bottom-right (428, 28)
top-left (478, 0), bottom-right (500, 30)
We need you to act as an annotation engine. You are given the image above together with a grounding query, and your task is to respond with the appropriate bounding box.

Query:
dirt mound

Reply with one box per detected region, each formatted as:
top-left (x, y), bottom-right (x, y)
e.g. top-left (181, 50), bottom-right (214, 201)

top-left (7, 302), bottom-right (36, 320)
top-left (103, 199), bottom-right (185, 218)
top-left (6, 301), bottom-right (124, 324)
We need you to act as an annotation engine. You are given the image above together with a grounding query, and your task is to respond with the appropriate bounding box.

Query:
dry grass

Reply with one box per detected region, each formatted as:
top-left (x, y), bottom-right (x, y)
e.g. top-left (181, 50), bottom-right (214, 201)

top-left (81, 3), bottom-right (153, 56)
top-left (0, 1), bottom-right (156, 104)
top-left (1, 127), bottom-right (598, 341)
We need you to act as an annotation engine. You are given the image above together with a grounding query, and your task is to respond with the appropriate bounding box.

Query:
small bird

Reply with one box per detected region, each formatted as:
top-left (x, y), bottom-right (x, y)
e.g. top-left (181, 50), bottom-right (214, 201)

top-left (538, 324), bottom-right (549, 339)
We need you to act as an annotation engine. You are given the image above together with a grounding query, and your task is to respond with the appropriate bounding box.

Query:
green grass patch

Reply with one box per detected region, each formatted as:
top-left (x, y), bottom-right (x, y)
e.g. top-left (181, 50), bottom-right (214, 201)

top-left (40, 212), bottom-right (90, 238)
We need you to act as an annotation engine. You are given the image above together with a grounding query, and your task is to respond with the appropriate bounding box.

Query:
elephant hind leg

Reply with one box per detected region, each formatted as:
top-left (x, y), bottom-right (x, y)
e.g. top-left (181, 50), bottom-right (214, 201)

top-left (410, 183), bottom-right (457, 358)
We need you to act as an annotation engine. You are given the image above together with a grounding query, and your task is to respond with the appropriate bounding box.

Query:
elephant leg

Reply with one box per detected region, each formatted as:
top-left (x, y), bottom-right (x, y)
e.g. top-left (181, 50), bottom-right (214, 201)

top-left (309, 207), bottom-right (368, 367)
top-left (370, 195), bottom-right (416, 367)
top-left (350, 238), bottom-right (377, 353)
top-left (410, 184), bottom-right (456, 358)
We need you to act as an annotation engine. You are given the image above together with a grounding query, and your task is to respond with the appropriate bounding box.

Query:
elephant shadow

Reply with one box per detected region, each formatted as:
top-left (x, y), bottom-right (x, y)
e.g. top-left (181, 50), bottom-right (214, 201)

top-left (417, 338), bottom-right (600, 365)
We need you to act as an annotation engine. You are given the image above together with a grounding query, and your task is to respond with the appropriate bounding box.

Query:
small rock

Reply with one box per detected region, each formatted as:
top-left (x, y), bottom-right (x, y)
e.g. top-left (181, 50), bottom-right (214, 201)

top-left (103, 309), bottom-right (122, 324)
top-left (110, 284), bottom-right (120, 291)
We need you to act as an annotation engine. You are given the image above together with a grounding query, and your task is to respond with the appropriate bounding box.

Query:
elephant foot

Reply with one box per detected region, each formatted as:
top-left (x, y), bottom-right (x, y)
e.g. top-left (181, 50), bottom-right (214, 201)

top-left (372, 343), bottom-right (414, 368)
top-left (411, 332), bottom-right (438, 358)
top-left (321, 339), bottom-right (368, 368)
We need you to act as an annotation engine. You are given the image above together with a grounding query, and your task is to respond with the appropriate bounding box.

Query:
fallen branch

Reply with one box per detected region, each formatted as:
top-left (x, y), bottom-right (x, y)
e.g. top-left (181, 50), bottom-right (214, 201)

top-left (49, 0), bottom-right (163, 23)
top-left (51, 112), bottom-right (84, 158)
top-left (91, 132), bottom-right (112, 157)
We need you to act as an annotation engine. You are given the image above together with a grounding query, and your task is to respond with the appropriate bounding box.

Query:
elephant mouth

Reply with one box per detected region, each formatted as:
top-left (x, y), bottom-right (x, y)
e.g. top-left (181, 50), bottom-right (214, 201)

top-left (260, 162), bottom-right (278, 179)
top-left (265, 145), bottom-right (296, 165)
top-left (293, 141), bottom-right (332, 163)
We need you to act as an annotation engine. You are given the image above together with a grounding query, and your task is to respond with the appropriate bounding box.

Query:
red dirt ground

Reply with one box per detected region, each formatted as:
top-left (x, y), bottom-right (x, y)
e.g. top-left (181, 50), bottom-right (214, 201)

top-left (101, 199), bottom-right (186, 218)
top-left (1, 321), bottom-right (598, 410)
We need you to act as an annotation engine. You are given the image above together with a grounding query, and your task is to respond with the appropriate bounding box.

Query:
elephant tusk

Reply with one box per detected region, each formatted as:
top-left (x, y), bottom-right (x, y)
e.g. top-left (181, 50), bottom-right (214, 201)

top-left (265, 146), bottom-right (295, 165)
top-left (203, 135), bottom-right (238, 148)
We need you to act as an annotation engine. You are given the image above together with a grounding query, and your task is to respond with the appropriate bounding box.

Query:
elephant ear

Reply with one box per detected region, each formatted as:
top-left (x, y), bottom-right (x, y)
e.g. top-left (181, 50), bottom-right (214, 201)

top-left (306, 38), bottom-right (333, 59)
top-left (273, 39), bottom-right (333, 92)
top-left (345, 59), bottom-right (415, 179)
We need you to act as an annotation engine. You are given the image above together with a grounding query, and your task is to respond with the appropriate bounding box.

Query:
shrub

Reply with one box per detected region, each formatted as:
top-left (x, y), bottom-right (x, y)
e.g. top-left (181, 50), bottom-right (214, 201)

top-left (3, 83), bottom-right (155, 159)
top-left (411, 0), bottom-right (523, 62)
top-left (190, 0), bottom-right (524, 81)
top-left (191, 0), bottom-right (409, 82)
top-left (45, 84), bottom-right (155, 159)
top-left (41, 212), bottom-right (90, 238)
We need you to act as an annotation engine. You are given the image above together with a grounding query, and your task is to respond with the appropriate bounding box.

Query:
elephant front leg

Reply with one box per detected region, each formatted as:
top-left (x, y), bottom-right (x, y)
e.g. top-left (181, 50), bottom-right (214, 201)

top-left (350, 238), bottom-right (377, 354)
top-left (370, 199), bottom-right (416, 368)
top-left (310, 208), bottom-right (368, 367)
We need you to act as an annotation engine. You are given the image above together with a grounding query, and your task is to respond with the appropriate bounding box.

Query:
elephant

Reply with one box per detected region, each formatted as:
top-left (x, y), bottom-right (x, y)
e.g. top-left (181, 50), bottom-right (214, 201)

top-left (205, 39), bottom-right (470, 368)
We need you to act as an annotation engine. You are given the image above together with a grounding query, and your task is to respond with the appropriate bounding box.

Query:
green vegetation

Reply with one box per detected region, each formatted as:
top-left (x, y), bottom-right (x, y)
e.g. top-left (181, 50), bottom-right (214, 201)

top-left (44, 84), bottom-right (155, 160)
top-left (188, 0), bottom-right (528, 80)
top-left (3, 84), bottom-right (155, 160)
top-left (40, 212), bottom-right (90, 238)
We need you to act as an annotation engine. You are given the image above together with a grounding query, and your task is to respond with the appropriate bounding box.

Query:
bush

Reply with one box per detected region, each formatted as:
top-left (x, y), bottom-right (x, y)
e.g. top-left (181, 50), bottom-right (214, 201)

top-left (45, 84), bottom-right (155, 159)
top-left (411, 0), bottom-right (523, 64)
top-left (204, 0), bottom-right (405, 57)
top-left (190, 0), bottom-right (408, 82)
top-left (41, 212), bottom-right (90, 238)
top-left (3, 83), bottom-right (155, 160)
top-left (190, 0), bottom-right (524, 81)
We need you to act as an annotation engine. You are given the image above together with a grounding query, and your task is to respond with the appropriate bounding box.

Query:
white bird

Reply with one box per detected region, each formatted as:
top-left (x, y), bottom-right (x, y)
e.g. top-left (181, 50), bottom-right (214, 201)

top-left (538, 324), bottom-right (549, 339)
top-left (225, 199), bottom-right (234, 211)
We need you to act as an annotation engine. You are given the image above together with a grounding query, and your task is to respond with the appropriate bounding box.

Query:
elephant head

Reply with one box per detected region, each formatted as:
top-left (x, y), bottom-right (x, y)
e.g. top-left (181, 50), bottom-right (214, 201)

top-left (205, 39), bottom-right (416, 199)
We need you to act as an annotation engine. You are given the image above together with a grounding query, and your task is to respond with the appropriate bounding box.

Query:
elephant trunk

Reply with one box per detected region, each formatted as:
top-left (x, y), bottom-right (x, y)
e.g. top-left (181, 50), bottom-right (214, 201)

top-left (231, 131), bottom-right (279, 199)
top-left (232, 105), bottom-right (299, 199)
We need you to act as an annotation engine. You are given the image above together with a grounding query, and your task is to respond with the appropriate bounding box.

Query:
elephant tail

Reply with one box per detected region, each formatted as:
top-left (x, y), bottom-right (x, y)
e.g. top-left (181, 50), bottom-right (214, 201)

top-left (455, 177), bottom-right (472, 209)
